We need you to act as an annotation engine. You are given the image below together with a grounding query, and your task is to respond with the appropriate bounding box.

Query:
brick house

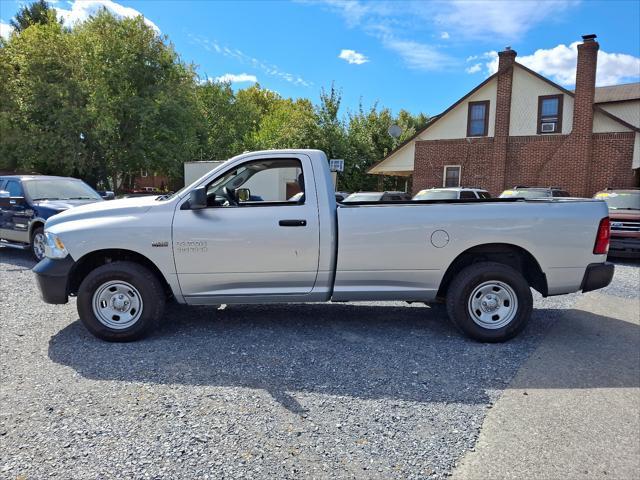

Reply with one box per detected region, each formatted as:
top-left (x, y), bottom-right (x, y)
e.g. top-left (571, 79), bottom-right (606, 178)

top-left (368, 35), bottom-right (640, 197)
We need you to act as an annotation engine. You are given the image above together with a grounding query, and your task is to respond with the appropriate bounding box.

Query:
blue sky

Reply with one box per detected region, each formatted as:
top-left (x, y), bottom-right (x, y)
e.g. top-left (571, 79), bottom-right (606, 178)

top-left (1, 0), bottom-right (639, 118)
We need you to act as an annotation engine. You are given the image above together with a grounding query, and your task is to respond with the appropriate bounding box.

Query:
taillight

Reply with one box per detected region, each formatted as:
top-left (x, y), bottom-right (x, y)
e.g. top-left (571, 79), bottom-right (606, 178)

top-left (593, 217), bottom-right (610, 255)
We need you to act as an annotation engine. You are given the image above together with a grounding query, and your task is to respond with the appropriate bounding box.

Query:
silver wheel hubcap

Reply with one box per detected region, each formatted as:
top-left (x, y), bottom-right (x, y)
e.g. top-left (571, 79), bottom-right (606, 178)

top-left (33, 233), bottom-right (46, 260)
top-left (92, 281), bottom-right (143, 329)
top-left (468, 281), bottom-right (518, 329)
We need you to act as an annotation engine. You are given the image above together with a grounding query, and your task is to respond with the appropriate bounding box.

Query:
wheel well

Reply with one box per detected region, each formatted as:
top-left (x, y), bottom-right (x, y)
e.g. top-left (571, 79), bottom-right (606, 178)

top-left (437, 243), bottom-right (548, 298)
top-left (30, 221), bottom-right (44, 239)
top-left (68, 249), bottom-right (173, 299)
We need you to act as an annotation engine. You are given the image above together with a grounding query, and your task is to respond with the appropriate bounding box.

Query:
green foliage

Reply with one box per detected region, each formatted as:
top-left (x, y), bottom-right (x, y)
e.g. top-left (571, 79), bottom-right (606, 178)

top-left (1, 1), bottom-right (429, 192)
top-left (251, 98), bottom-right (319, 150)
top-left (195, 81), bottom-right (260, 160)
top-left (9, 0), bottom-right (59, 33)
top-left (72, 11), bottom-right (201, 188)
top-left (1, 21), bottom-right (87, 176)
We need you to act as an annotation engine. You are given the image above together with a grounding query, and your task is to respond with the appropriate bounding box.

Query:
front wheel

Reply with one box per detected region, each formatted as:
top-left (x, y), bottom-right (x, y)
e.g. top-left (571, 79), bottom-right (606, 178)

top-left (446, 262), bottom-right (533, 342)
top-left (77, 261), bottom-right (165, 341)
top-left (31, 226), bottom-right (46, 261)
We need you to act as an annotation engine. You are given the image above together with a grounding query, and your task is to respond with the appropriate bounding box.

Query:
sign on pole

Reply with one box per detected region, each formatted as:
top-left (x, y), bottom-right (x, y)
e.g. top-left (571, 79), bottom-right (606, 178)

top-left (329, 159), bottom-right (344, 172)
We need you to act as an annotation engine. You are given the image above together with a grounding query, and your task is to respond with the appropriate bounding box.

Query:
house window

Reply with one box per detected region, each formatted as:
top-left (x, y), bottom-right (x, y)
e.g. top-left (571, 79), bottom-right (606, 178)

top-left (537, 94), bottom-right (563, 134)
top-left (141, 170), bottom-right (149, 178)
top-left (443, 165), bottom-right (461, 187)
top-left (467, 101), bottom-right (489, 137)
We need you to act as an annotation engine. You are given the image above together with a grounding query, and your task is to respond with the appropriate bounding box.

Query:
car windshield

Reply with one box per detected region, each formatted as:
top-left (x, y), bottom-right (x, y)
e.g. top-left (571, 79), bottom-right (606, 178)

top-left (499, 189), bottom-right (550, 199)
top-left (594, 191), bottom-right (640, 210)
top-left (24, 179), bottom-right (102, 201)
top-left (413, 190), bottom-right (458, 200)
top-left (343, 193), bottom-right (384, 202)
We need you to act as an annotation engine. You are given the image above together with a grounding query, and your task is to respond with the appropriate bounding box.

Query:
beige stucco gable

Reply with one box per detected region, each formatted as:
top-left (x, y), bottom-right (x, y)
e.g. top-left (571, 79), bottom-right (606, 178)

top-left (368, 141), bottom-right (415, 175)
top-left (509, 65), bottom-right (574, 135)
top-left (418, 78), bottom-right (497, 140)
top-left (369, 77), bottom-right (497, 174)
top-left (597, 100), bottom-right (639, 129)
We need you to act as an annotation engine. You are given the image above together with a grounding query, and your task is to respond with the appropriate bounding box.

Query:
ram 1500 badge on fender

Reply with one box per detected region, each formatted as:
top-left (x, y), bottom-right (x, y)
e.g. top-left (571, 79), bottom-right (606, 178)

top-left (33, 150), bottom-right (614, 342)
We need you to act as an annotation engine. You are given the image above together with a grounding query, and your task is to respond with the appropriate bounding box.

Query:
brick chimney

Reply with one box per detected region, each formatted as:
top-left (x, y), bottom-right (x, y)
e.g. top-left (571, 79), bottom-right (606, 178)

top-left (491, 47), bottom-right (517, 194)
top-left (572, 34), bottom-right (599, 196)
top-left (495, 47), bottom-right (517, 138)
top-left (572, 34), bottom-right (599, 135)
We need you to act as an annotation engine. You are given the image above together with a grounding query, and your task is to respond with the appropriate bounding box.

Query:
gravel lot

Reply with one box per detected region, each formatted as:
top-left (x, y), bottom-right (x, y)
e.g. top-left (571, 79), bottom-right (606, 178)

top-left (1, 249), bottom-right (637, 479)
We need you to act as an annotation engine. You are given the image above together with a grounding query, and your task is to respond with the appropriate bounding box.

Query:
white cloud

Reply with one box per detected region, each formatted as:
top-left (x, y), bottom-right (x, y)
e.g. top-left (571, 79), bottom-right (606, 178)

top-left (470, 43), bottom-right (640, 86)
top-left (55, 0), bottom-right (160, 32)
top-left (314, 1), bottom-right (579, 42)
top-left (190, 36), bottom-right (312, 87)
top-left (383, 36), bottom-right (457, 71)
top-left (465, 63), bottom-right (482, 74)
top-left (338, 49), bottom-right (369, 65)
top-left (0, 22), bottom-right (14, 40)
top-left (213, 73), bottom-right (258, 84)
top-left (465, 51), bottom-right (498, 76)
top-left (432, 0), bottom-right (577, 40)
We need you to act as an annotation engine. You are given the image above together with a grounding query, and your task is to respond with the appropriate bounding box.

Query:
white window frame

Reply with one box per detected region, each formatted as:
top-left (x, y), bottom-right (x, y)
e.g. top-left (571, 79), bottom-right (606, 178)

top-left (443, 165), bottom-right (461, 188)
top-left (141, 170), bottom-right (148, 178)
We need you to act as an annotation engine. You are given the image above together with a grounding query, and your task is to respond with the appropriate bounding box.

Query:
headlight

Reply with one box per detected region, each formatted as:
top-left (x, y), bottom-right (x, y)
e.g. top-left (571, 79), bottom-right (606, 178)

top-left (44, 232), bottom-right (69, 259)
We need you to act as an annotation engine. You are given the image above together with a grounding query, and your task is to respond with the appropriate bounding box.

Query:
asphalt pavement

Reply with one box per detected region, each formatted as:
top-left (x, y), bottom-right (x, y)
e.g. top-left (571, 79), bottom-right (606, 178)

top-left (0, 248), bottom-right (638, 479)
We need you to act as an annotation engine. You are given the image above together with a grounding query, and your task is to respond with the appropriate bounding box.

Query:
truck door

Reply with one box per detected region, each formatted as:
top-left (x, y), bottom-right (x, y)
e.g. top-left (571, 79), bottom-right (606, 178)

top-left (0, 180), bottom-right (29, 243)
top-left (172, 155), bottom-right (321, 301)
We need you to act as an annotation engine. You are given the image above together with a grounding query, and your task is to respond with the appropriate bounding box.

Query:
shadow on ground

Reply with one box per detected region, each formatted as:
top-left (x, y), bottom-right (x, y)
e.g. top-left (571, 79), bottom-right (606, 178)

top-left (47, 300), bottom-right (639, 413)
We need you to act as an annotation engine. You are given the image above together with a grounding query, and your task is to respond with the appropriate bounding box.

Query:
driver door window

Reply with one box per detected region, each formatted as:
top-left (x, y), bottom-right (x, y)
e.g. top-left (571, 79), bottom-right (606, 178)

top-left (205, 159), bottom-right (304, 207)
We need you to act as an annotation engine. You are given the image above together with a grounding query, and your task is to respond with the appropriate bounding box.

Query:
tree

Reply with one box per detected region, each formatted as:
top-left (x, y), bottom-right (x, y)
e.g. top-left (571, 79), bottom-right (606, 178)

top-left (1, 20), bottom-right (88, 176)
top-left (195, 81), bottom-right (260, 160)
top-left (72, 10), bottom-right (201, 188)
top-left (251, 98), bottom-right (319, 150)
top-left (10, 0), bottom-right (59, 33)
top-left (314, 83), bottom-right (348, 160)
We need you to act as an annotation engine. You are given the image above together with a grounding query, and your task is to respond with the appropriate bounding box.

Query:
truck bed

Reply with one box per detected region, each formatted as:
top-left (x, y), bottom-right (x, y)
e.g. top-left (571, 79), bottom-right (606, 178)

top-left (332, 198), bottom-right (608, 301)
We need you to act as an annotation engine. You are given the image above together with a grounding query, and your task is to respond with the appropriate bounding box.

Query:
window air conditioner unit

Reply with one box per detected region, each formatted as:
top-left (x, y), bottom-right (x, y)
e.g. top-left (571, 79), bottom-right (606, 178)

top-left (541, 122), bottom-right (556, 133)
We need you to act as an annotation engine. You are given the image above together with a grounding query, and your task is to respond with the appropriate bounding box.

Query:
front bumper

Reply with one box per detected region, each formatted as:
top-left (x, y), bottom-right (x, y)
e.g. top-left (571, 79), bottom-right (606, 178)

top-left (581, 262), bottom-right (614, 293)
top-left (609, 237), bottom-right (640, 258)
top-left (32, 256), bottom-right (75, 304)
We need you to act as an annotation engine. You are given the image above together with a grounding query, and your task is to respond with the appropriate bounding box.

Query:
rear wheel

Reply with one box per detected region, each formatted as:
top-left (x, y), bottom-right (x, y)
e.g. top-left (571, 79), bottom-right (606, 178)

top-left (31, 226), bottom-right (46, 261)
top-left (77, 261), bottom-right (165, 341)
top-left (446, 262), bottom-right (532, 342)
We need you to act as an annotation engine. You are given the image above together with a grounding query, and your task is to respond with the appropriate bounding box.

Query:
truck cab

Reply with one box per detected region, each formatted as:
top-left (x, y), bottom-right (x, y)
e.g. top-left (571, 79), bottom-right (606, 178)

top-left (0, 175), bottom-right (103, 260)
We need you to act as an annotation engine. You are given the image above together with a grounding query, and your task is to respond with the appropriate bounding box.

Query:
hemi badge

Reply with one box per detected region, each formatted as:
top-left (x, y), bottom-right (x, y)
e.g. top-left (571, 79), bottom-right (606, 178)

top-left (152, 241), bottom-right (169, 247)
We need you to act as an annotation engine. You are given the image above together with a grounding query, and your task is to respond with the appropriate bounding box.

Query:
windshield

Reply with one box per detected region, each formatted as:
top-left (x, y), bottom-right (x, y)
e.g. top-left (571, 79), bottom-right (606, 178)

top-left (594, 191), bottom-right (640, 210)
top-left (499, 189), bottom-right (550, 199)
top-left (413, 190), bottom-right (458, 200)
top-left (24, 179), bottom-right (102, 201)
top-left (343, 193), bottom-right (384, 202)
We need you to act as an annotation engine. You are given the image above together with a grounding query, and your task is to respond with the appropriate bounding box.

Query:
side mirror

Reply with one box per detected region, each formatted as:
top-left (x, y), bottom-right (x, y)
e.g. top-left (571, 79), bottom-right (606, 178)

top-left (100, 191), bottom-right (115, 200)
top-left (0, 190), bottom-right (9, 199)
top-left (236, 188), bottom-right (251, 202)
top-left (189, 186), bottom-right (207, 209)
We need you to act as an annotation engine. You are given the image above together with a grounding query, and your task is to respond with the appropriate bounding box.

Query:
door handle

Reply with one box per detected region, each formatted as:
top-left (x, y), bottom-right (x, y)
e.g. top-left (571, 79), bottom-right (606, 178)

top-left (279, 219), bottom-right (307, 227)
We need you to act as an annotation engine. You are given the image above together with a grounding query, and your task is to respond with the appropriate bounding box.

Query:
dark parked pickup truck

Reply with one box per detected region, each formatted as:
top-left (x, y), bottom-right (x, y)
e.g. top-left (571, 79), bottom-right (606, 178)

top-left (594, 188), bottom-right (640, 258)
top-left (0, 175), bottom-right (103, 260)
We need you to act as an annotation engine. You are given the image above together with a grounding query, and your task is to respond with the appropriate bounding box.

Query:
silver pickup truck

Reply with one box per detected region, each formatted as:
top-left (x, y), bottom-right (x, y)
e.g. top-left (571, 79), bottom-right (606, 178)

top-left (34, 149), bottom-right (614, 343)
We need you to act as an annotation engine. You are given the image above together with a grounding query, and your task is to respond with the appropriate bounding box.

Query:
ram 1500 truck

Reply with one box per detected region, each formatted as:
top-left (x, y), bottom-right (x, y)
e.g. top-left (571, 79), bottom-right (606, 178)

top-left (33, 150), bottom-right (614, 343)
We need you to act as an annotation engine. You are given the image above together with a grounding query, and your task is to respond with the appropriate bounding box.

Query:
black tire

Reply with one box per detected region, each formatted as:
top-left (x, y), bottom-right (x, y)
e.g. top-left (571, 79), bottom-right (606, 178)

top-left (77, 261), bottom-right (165, 342)
top-left (446, 261), bottom-right (533, 343)
top-left (30, 226), bottom-right (45, 261)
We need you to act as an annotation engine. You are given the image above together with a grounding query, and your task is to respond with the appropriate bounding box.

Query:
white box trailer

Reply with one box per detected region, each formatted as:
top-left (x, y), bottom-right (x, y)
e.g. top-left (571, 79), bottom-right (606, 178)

top-left (184, 161), bottom-right (225, 186)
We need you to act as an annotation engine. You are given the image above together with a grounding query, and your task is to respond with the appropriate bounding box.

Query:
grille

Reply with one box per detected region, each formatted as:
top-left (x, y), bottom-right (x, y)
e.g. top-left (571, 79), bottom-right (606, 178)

top-left (610, 220), bottom-right (640, 232)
